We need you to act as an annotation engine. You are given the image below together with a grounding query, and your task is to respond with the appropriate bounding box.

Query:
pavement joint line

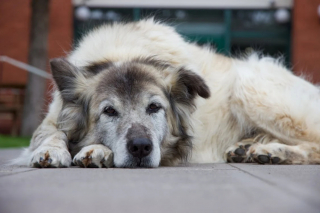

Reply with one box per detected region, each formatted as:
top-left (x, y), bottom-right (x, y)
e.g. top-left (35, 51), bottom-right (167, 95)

top-left (0, 168), bottom-right (38, 178)
top-left (228, 164), bottom-right (276, 186)
top-left (229, 164), bottom-right (320, 208)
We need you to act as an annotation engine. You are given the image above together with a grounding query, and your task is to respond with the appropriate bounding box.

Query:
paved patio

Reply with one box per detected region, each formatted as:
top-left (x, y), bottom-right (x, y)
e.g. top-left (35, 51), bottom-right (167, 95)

top-left (0, 149), bottom-right (319, 213)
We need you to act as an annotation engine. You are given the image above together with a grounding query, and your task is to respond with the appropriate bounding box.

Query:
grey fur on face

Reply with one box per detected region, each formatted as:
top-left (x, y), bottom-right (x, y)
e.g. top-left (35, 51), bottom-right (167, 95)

top-left (93, 64), bottom-right (167, 167)
top-left (51, 57), bottom-right (210, 167)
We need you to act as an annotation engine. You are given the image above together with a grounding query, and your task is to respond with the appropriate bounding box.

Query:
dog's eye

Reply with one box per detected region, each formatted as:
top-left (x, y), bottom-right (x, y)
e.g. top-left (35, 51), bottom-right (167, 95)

top-left (147, 103), bottom-right (161, 114)
top-left (104, 107), bottom-right (118, 116)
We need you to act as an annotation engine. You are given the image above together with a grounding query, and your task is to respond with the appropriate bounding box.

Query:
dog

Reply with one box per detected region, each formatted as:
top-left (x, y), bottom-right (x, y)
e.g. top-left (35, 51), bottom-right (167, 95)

top-left (14, 19), bottom-right (320, 168)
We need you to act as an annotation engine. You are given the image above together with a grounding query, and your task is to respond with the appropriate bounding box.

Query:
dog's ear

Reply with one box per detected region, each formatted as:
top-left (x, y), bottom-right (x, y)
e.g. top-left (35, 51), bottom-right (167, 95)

top-left (50, 57), bottom-right (79, 102)
top-left (51, 58), bottom-right (90, 142)
top-left (169, 68), bottom-right (210, 106)
top-left (160, 68), bottom-right (210, 166)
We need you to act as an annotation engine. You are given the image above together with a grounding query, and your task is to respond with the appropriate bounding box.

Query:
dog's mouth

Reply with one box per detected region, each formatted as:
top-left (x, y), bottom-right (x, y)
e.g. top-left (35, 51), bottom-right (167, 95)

top-left (118, 156), bottom-right (156, 168)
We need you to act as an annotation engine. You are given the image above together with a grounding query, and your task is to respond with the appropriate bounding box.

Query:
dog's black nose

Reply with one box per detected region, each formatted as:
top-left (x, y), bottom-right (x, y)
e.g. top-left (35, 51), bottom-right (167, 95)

top-left (127, 138), bottom-right (153, 159)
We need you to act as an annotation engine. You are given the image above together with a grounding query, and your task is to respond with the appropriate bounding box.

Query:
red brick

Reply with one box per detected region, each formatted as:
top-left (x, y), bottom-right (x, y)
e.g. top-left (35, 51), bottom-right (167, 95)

top-left (0, 0), bottom-right (72, 133)
top-left (0, 0), bottom-right (31, 85)
top-left (0, 0), bottom-right (72, 86)
top-left (292, 0), bottom-right (320, 83)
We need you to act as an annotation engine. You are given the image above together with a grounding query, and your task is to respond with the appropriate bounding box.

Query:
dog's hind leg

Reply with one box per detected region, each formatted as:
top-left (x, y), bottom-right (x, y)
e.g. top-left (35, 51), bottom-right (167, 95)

top-left (248, 140), bottom-right (320, 164)
top-left (231, 56), bottom-right (320, 164)
top-left (225, 138), bottom-right (255, 163)
top-left (226, 133), bottom-right (320, 164)
top-left (225, 133), bottom-right (275, 163)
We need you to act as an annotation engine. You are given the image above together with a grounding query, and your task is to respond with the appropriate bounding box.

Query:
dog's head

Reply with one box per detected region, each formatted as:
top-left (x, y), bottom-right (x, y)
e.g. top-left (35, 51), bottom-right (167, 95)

top-left (50, 57), bottom-right (210, 168)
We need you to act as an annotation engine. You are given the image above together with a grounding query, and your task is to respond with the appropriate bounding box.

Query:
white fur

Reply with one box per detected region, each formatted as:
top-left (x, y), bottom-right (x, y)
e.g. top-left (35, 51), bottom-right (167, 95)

top-left (9, 148), bottom-right (32, 166)
top-left (14, 19), bottom-right (320, 166)
top-left (73, 144), bottom-right (113, 168)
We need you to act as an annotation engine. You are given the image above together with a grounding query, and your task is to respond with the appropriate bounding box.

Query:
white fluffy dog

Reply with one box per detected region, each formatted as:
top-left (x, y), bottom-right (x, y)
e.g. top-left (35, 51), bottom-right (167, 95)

top-left (14, 19), bottom-right (320, 168)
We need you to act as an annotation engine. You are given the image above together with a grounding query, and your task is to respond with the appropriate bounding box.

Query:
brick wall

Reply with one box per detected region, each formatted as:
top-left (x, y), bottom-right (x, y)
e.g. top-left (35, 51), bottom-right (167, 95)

top-left (0, 0), bottom-right (31, 84)
top-left (46, 0), bottom-right (73, 105)
top-left (0, 0), bottom-right (72, 134)
top-left (293, 0), bottom-right (320, 83)
top-left (0, 0), bottom-right (72, 85)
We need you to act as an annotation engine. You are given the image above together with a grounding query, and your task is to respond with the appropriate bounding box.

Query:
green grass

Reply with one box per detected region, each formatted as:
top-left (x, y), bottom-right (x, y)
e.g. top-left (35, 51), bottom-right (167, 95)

top-left (0, 135), bottom-right (31, 148)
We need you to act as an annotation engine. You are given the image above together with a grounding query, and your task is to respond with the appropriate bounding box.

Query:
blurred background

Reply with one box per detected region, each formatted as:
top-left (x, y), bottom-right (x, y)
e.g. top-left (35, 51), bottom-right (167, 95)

top-left (0, 0), bottom-right (320, 146)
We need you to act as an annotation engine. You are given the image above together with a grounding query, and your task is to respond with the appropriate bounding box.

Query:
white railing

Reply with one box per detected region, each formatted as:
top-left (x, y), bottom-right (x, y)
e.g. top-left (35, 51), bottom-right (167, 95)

top-left (0, 55), bottom-right (52, 79)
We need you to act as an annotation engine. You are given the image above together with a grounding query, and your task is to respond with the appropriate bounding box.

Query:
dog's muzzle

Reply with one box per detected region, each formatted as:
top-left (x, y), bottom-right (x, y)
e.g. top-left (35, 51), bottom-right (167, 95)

top-left (127, 138), bottom-right (153, 159)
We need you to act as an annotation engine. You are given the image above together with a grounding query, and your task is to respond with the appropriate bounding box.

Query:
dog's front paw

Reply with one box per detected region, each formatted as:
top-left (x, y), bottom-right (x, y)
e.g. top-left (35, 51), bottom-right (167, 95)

top-left (30, 146), bottom-right (72, 168)
top-left (73, 145), bottom-right (113, 168)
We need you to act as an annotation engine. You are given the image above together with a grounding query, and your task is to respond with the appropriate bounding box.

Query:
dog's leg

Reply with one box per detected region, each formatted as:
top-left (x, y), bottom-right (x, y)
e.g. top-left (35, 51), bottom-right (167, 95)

top-left (73, 144), bottom-right (114, 168)
top-left (28, 113), bottom-right (72, 168)
top-left (248, 141), bottom-right (320, 164)
top-left (225, 133), bottom-right (273, 163)
top-left (231, 57), bottom-right (320, 164)
top-left (225, 138), bottom-right (255, 163)
top-left (15, 92), bottom-right (73, 168)
top-left (30, 130), bottom-right (72, 168)
top-left (226, 133), bottom-right (320, 164)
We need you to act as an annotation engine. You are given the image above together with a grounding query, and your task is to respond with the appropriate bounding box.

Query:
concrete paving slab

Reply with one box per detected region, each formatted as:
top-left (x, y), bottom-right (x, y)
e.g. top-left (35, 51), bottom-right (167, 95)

top-left (230, 163), bottom-right (320, 208)
top-left (0, 149), bottom-right (36, 177)
top-left (0, 149), bottom-right (319, 213)
top-left (230, 163), bottom-right (320, 190)
top-left (0, 148), bottom-right (23, 165)
top-left (0, 166), bottom-right (36, 177)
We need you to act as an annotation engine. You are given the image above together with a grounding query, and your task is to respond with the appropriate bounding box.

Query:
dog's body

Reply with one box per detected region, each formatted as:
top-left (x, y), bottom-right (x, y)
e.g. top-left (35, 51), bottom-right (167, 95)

top-left (15, 19), bottom-right (320, 168)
